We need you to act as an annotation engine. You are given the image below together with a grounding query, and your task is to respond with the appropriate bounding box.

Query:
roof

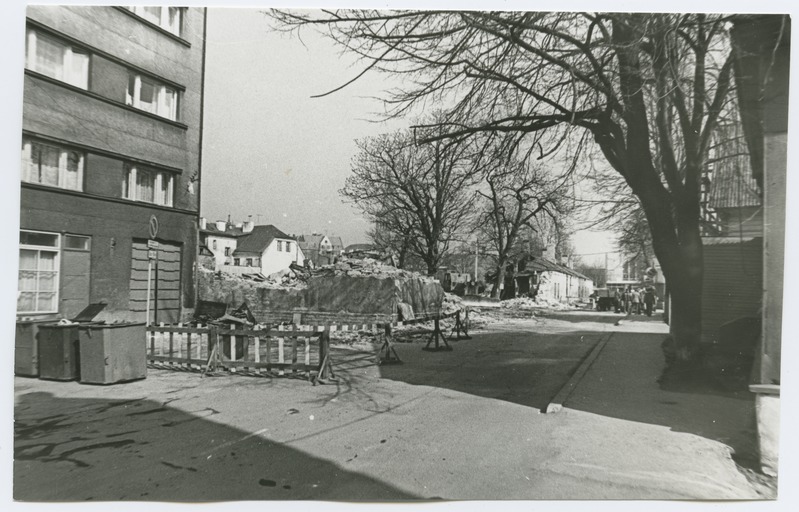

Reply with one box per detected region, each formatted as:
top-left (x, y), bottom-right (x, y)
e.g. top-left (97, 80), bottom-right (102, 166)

top-left (517, 257), bottom-right (592, 281)
top-left (297, 234), bottom-right (326, 251)
top-left (328, 236), bottom-right (344, 251)
top-left (233, 225), bottom-right (294, 255)
top-left (702, 236), bottom-right (758, 246)
top-left (345, 243), bottom-right (375, 253)
top-left (708, 127), bottom-right (762, 209)
top-left (200, 224), bottom-right (244, 238)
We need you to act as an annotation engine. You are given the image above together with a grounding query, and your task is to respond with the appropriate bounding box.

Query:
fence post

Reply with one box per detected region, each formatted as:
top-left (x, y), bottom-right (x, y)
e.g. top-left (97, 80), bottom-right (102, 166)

top-left (319, 328), bottom-right (330, 379)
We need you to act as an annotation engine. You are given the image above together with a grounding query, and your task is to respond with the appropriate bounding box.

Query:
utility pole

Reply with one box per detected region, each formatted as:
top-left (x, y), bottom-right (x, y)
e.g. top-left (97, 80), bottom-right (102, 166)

top-left (474, 239), bottom-right (479, 283)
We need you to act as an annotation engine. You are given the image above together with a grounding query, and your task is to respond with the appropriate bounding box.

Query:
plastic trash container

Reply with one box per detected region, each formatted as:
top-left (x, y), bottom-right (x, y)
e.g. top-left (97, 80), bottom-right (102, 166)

top-left (37, 323), bottom-right (81, 381)
top-left (78, 322), bottom-right (147, 384)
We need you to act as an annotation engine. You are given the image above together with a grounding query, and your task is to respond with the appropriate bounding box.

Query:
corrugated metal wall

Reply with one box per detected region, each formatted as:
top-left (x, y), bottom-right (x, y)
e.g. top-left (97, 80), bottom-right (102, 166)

top-left (701, 237), bottom-right (763, 342)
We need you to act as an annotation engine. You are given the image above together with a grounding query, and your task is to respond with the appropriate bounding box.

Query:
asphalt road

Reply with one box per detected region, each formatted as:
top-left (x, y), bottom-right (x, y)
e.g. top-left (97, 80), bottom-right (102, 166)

top-left (13, 311), bottom-right (765, 501)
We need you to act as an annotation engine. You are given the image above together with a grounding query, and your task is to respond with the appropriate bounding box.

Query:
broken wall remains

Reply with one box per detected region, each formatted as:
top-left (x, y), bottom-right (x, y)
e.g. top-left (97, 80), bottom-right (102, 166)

top-left (198, 264), bottom-right (444, 325)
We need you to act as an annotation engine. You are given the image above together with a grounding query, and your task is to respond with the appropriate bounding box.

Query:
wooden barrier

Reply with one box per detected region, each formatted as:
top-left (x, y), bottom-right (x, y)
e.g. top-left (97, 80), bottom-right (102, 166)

top-left (145, 308), bottom-right (470, 381)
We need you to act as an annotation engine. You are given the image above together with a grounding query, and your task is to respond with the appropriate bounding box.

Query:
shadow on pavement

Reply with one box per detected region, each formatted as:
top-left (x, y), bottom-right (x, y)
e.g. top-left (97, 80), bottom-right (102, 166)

top-left (14, 391), bottom-right (417, 502)
top-left (563, 333), bottom-right (759, 471)
top-left (379, 330), bottom-right (604, 412)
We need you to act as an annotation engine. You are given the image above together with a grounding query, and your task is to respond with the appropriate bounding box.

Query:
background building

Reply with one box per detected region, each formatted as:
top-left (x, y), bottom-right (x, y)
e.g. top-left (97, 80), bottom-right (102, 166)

top-left (19, 6), bottom-right (207, 323)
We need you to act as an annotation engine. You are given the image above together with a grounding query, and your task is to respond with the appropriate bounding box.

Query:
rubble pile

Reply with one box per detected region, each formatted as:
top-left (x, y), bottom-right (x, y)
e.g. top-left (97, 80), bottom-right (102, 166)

top-left (501, 296), bottom-right (570, 311)
top-left (200, 258), bottom-right (444, 324)
top-left (441, 292), bottom-right (465, 315)
top-left (310, 258), bottom-right (438, 282)
top-left (202, 267), bottom-right (308, 290)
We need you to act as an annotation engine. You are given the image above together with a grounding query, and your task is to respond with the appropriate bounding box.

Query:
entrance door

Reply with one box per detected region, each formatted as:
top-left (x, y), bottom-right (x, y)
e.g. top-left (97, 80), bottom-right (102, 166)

top-left (129, 239), bottom-right (182, 323)
top-left (60, 235), bottom-right (91, 319)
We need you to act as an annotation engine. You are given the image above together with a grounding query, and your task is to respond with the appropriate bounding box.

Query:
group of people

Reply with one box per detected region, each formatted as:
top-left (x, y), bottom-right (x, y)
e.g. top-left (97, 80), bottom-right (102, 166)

top-left (614, 286), bottom-right (658, 317)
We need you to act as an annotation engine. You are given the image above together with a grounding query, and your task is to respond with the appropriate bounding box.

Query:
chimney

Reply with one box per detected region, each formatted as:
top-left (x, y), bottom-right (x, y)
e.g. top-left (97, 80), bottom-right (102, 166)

top-left (215, 220), bottom-right (226, 231)
top-left (199, 217), bottom-right (207, 230)
top-left (243, 220), bottom-right (254, 233)
top-left (542, 246), bottom-right (556, 261)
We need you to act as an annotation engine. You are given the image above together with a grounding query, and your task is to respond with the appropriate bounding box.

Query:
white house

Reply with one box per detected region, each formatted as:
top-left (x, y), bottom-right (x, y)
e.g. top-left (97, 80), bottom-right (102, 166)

top-left (228, 225), bottom-right (304, 276)
top-left (511, 249), bottom-right (594, 302)
top-left (199, 217), bottom-right (249, 271)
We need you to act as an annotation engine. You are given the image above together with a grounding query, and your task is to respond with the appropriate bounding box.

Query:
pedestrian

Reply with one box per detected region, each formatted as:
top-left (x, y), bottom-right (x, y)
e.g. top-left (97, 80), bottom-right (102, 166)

top-left (631, 288), bottom-right (641, 314)
top-left (622, 287), bottom-right (631, 313)
top-left (644, 287), bottom-right (657, 316)
top-left (613, 289), bottom-right (622, 313)
top-left (615, 287), bottom-right (637, 326)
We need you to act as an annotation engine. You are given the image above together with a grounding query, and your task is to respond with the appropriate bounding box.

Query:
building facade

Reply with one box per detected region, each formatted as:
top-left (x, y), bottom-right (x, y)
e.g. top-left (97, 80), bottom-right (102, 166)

top-left (19, 6), bottom-right (206, 323)
top-left (298, 233), bottom-right (343, 267)
top-left (229, 225), bottom-right (304, 276)
top-left (198, 218), bottom-right (248, 271)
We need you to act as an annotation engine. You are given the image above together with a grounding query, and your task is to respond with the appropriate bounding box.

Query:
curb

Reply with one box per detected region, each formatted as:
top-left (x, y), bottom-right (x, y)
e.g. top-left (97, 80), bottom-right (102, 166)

top-left (545, 332), bottom-right (614, 414)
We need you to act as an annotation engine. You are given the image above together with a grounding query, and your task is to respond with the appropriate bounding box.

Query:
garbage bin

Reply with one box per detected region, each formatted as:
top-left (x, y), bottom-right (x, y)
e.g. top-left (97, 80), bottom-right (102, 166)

top-left (37, 323), bottom-right (81, 381)
top-left (15, 318), bottom-right (53, 377)
top-left (78, 322), bottom-right (147, 384)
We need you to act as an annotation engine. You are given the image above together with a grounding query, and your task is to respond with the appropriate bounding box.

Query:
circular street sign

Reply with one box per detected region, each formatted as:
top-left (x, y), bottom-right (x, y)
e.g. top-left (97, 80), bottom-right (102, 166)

top-left (149, 215), bottom-right (159, 239)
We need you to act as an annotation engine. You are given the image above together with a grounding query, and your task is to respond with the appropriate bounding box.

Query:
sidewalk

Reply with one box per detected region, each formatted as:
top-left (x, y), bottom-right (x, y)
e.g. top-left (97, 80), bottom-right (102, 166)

top-left (552, 330), bottom-right (764, 499)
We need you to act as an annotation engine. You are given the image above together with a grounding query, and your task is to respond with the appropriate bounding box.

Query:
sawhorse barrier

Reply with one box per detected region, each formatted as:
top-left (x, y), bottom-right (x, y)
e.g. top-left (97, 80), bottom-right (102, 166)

top-left (377, 308), bottom-right (471, 362)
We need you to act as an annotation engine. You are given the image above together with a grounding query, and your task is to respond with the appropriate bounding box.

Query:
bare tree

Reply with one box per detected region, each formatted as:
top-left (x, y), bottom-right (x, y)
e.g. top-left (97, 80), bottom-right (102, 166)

top-left (474, 137), bottom-right (576, 298)
top-left (341, 127), bottom-right (478, 275)
top-left (271, 11), bottom-right (744, 363)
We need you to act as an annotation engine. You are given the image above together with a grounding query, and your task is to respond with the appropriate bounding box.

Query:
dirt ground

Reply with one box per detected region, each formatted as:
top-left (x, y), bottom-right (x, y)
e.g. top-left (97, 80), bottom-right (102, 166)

top-left (13, 308), bottom-right (773, 501)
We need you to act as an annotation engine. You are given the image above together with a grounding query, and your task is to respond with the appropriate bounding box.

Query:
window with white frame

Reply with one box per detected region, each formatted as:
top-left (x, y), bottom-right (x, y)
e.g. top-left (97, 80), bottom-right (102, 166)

top-left (18, 230), bottom-right (60, 314)
top-left (21, 138), bottom-right (84, 191)
top-left (125, 6), bottom-right (184, 36)
top-left (286, 242), bottom-right (291, 252)
top-left (122, 164), bottom-right (174, 206)
top-left (277, 240), bottom-right (283, 251)
top-left (25, 29), bottom-right (90, 89)
top-left (126, 73), bottom-right (179, 121)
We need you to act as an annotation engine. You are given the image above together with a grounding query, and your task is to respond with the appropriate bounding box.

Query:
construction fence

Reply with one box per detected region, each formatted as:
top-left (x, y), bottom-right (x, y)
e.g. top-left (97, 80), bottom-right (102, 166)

top-left (145, 309), bottom-right (470, 383)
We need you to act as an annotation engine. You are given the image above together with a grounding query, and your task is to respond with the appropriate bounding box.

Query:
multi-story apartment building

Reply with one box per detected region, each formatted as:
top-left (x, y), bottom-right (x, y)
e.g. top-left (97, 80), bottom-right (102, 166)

top-left (18, 6), bottom-right (206, 324)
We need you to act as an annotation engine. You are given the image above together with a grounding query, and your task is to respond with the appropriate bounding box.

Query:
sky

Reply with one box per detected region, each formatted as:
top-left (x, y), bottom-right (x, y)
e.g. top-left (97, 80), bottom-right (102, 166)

top-left (200, 7), bottom-right (616, 257)
top-left (201, 8), bottom-right (406, 246)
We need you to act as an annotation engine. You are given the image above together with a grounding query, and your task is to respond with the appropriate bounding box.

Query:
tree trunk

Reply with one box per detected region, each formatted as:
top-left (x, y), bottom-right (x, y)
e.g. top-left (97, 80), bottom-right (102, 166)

top-left (491, 262), bottom-right (507, 299)
top-left (639, 187), bottom-right (704, 365)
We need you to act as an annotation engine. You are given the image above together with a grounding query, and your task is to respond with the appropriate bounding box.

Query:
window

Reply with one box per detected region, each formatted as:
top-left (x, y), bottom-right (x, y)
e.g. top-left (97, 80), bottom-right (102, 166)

top-left (246, 258), bottom-right (252, 267)
top-left (277, 241), bottom-right (283, 251)
top-left (64, 234), bottom-right (90, 251)
top-left (212, 240), bottom-right (217, 250)
top-left (123, 164), bottom-right (174, 206)
top-left (21, 138), bottom-right (84, 191)
top-left (285, 242), bottom-right (291, 252)
top-left (18, 230), bottom-right (60, 314)
top-left (25, 29), bottom-right (89, 89)
top-left (233, 258), bottom-right (240, 266)
top-left (126, 73), bottom-right (179, 121)
top-left (125, 6), bottom-right (184, 36)
top-left (224, 247), bottom-right (230, 257)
